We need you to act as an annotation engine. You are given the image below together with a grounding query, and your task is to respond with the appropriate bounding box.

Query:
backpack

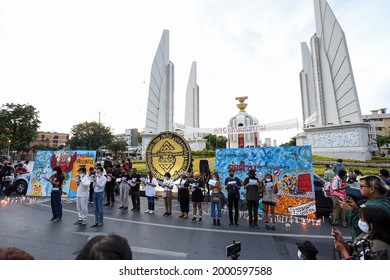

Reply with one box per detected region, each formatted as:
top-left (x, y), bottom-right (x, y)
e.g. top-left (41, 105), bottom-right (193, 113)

top-left (322, 181), bottom-right (332, 198)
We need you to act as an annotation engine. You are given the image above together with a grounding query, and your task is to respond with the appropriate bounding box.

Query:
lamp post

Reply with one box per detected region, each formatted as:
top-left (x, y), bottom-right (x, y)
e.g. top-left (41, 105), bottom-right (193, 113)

top-left (7, 139), bottom-right (11, 159)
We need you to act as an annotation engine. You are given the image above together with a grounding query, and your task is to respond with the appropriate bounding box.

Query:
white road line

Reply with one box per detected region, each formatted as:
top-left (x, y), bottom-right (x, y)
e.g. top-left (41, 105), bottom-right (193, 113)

top-left (34, 203), bottom-right (349, 240)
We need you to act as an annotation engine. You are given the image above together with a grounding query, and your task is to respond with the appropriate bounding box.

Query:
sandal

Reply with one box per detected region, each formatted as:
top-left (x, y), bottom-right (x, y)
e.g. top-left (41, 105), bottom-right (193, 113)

top-left (90, 223), bottom-right (99, 228)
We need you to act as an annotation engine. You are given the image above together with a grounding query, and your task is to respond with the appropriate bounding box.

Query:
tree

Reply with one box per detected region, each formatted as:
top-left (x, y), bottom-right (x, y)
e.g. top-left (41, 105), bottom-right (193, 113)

top-left (67, 121), bottom-right (114, 150)
top-left (280, 137), bottom-right (296, 146)
top-left (0, 103), bottom-right (41, 151)
top-left (107, 138), bottom-right (128, 158)
top-left (204, 134), bottom-right (227, 150)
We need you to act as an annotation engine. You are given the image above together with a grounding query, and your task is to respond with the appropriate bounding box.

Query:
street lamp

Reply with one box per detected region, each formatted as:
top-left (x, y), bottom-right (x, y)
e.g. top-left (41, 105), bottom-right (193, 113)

top-left (7, 139), bottom-right (11, 159)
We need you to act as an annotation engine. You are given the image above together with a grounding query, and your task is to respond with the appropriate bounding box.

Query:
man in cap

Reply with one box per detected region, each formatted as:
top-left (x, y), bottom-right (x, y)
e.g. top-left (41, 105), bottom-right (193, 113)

top-left (296, 240), bottom-right (318, 260)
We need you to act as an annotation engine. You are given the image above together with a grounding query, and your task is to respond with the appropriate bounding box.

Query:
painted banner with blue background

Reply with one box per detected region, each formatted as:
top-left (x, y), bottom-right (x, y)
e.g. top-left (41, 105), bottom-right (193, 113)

top-left (26, 150), bottom-right (96, 198)
top-left (216, 146), bottom-right (316, 219)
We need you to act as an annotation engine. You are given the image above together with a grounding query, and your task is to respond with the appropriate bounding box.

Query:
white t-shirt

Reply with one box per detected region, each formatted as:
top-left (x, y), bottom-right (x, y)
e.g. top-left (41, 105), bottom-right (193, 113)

top-left (77, 175), bottom-right (91, 197)
top-left (145, 177), bottom-right (158, 197)
top-left (163, 178), bottom-right (174, 191)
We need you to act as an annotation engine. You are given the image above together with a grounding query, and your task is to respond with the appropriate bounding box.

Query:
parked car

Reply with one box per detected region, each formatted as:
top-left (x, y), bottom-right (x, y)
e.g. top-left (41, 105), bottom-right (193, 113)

top-left (313, 173), bottom-right (364, 213)
top-left (2, 173), bottom-right (30, 195)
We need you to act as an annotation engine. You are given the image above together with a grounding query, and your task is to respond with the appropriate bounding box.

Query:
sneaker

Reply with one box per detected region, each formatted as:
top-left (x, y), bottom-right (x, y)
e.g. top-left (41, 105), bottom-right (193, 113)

top-left (130, 208), bottom-right (136, 211)
top-left (166, 213), bottom-right (172, 217)
top-left (54, 218), bottom-right (62, 222)
top-left (191, 217), bottom-right (197, 223)
top-left (97, 222), bottom-right (103, 227)
top-left (73, 220), bottom-right (82, 225)
top-left (198, 218), bottom-right (203, 224)
top-left (265, 223), bottom-right (270, 230)
top-left (217, 219), bottom-right (221, 225)
top-left (81, 220), bottom-right (87, 226)
top-left (253, 224), bottom-right (259, 229)
top-left (148, 210), bottom-right (154, 214)
top-left (110, 204), bottom-right (114, 207)
top-left (235, 223), bottom-right (239, 227)
top-left (144, 209), bottom-right (150, 213)
top-left (229, 222), bottom-right (233, 226)
top-left (49, 217), bottom-right (56, 221)
top-left (103, 202), bottom-right (110, 206)
top-left (136, 209), bottom-right (140, 212)
top-left (118, 206), bottom-right (124, 209)
top-left (248, 224), bottom-right (253, 228)
top-left (213, 219), bottom-right (217, 225)
top-left (163, 212), bottom-right (168, 216)
top-left (271, 224), bottom-right (275, 230)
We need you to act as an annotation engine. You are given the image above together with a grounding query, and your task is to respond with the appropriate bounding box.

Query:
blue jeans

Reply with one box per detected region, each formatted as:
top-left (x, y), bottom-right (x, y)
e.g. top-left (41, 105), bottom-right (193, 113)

top-left (50, 190), bottom-right (62, 219)
top-left (147, 196), bottom-right (155, 211)
top-left (93, 191), bottom-right (104, 223)
top-left (210, 193), bottom-right (222, 219)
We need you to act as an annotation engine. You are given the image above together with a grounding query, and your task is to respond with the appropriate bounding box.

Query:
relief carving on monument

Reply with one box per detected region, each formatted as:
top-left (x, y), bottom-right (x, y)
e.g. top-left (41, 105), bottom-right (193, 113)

top-left (305, 130), bottom-right (360, 148)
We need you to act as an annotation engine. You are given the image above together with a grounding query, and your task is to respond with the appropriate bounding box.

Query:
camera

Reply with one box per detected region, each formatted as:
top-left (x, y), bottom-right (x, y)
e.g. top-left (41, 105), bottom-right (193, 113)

top-left (226, 241), bottom-right (241, 260)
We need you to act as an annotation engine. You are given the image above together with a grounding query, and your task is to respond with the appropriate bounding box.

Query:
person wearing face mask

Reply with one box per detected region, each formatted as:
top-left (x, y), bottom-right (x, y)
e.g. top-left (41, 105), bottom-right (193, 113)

top-left (296, 240), bottom-right (318, 260)
top-left (340, 175), bottom-right (390, 240)
top-left (91, 167), bottom-right (107, 228)
top-left (224, 168), bottom-right (242, 227)
top-left (118, 167), bottom-right (131, 210)
top-left (262, 173), bottom-right (278, 230)
top-left (209, 171), bottom-right (222, 225)
top-left (332, 206), bottom-right (390, 260)
top-left (74, 167), bottom-right (90, 226)
top-left (243, 169), bottom-right (261, 229)
top-left (162, 172), bottom-right (174, 216)
top-left (129, 168), bottom-right (141, 212)
top-left (190, 172), bottom-right (205, 224)
top-left (332, 159), bottom-right (346, 176)
top-left (178, 172), bottom-right (190, 219)
top-left (45, 166), bottom-right (65, 222)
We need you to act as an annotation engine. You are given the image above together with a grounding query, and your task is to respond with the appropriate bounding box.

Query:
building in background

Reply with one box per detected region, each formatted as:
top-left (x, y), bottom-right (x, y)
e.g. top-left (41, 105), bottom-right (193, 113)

top-left (31, 131), bottom-right (69, 148)
top-left (296, 0), bottom-right (370, 160)
top-left (115, 128), bottom-right (140, 157)
top-left (363, 108), bottom-right (390, 155)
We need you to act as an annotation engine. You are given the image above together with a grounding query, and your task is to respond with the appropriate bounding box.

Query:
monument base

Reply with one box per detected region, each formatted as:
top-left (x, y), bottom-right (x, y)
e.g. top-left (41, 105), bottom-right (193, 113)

top-left (295, 123), bottom-right (371, 161)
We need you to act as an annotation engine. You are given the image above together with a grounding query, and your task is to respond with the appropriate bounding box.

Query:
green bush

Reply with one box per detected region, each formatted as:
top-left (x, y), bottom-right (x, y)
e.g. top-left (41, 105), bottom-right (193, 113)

top-left (192, 150), bottom-right (215, 158)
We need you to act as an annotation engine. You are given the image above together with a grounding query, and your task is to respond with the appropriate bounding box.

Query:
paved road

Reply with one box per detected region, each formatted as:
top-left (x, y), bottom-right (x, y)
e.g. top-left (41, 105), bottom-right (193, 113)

top-left (0, 195), bottom-right (351, 260)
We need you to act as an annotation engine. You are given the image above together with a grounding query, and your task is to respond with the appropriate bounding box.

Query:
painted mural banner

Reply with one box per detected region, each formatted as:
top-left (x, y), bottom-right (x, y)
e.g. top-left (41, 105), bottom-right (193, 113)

top-left (26, 150), bottom-right (96, 198)
top-left (146, 131), bottom-right (192, 181)
top-left (215, 146), bottom-right (316, 220)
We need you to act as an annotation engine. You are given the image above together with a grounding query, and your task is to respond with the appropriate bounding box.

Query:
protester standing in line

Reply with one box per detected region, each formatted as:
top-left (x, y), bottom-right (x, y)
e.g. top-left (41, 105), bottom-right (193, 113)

top-left (118, 168), bottom-right (131, 210)
top-left (224, 168), bottom-right (242, 227)
top-left (162, 172), bottom-right (174, 216)
top-left (129, 168), bottom-right (142, 212)
top-left (91, 167), bottom-right (106, 228)
top-left (104, 165), bottom-right (117, 207)
top-left (46, 166), bottom-right (65, 222)
top-left (144, 171), bottom-right (158, 214)
top-left (243, 169), bottom-right (261, 229)
top-left (74, 167), bottom-right (90, 226)
top-left (210, 171), bottom-right (223, 226)
top-left (262, 173), bottom-right (277, 230)
top-left (178, 172), bottom-right (190, 219)
top-left (323, 164), bottom-right (335, 182)
top-left (190, 171), bottom-right (205, 224)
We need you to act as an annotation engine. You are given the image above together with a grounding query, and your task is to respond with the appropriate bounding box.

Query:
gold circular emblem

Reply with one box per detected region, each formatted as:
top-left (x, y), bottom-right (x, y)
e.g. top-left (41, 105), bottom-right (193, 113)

top-left (146, 132), bottom-right (192, 181)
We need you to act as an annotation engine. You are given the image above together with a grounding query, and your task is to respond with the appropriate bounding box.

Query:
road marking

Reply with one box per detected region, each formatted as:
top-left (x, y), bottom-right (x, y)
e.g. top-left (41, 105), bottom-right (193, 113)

top-left (34, 203), bottom-right (348, 240)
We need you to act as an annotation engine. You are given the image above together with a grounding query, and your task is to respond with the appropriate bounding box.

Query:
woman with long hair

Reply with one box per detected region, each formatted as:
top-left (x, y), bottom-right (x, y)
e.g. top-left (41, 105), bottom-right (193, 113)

top-left (45, 166), bottom-right (65, 222)
top-left (144, 171), bottom-right (157, 214)
top-left (210, 171), bottom-right (223, 226)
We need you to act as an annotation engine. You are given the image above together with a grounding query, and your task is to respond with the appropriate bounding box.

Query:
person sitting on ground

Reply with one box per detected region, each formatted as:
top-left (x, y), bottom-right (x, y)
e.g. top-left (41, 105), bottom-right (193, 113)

top-left (75, 234), bottom-right (132, 260)
top-left (332, 206), bottom-right (390, 260)
top-left (296, 240), bottom-right (318, 260)
top-left (0, 247), bottom-right (35, 260)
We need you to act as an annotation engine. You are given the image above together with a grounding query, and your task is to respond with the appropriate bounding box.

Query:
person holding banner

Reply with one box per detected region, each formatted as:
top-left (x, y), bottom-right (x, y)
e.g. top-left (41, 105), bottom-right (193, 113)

top-left (46, 166), bottom-right (65, 222)
top-left (224, 168), bottom-right (242, 227)
top-left (178, 172), bottom-right (190, 219)
top-left (190, 172), bottom-right (205, 224)
top-left (262, 173), bottom-right (278, 230)
top-left (243, 169), bottom-right (261, 229)
top-left (209, 171), bottom-right (223, 226)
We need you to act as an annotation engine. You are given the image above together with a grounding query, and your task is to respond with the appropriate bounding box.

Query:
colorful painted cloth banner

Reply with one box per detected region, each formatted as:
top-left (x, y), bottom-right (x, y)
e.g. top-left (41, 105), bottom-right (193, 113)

top-left (26, 150), bottom-right (96, 198)
top-left (215, 146), bottom-right (316, 219)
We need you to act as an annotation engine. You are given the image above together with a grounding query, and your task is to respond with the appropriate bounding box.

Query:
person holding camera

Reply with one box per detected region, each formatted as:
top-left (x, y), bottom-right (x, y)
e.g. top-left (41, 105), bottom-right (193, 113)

top-left (341, 175), bottom-right (390, 240)
top-left (332, 206), bottom-right (390, 260)
top-left (209, 171), bottom-right (222, 226)
top-left (225, 168), bottom-right (242, 227)
top-left (243, 169), bottom-right (261, 229)
top-left (330, 169), bottom-right (348, 227)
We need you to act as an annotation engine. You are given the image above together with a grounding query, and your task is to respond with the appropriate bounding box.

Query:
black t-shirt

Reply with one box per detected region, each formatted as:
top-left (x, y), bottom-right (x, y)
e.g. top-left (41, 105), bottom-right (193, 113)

top-left (129, 173), bottom-right (141, 191)
top-left (106, 170), bottom-right (119, 187)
